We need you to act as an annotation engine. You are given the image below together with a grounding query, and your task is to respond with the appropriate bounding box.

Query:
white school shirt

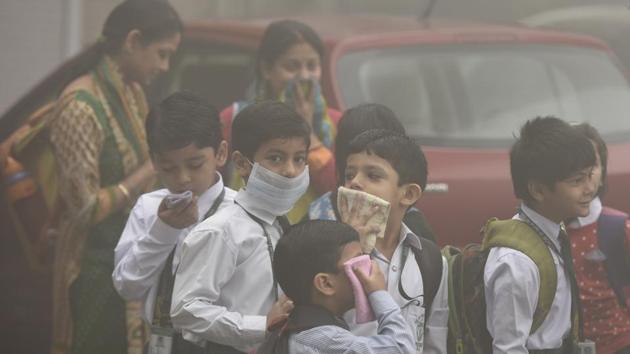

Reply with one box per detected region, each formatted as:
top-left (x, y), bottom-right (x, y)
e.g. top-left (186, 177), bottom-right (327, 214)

top-left (112, 173), bottom-right (236, 324)
top-left (484, 203), bottom-right (572, 353)
top-left (345, 223), bottom-right (449, 354)
top-left (169, 188), bottom-right (284, 352)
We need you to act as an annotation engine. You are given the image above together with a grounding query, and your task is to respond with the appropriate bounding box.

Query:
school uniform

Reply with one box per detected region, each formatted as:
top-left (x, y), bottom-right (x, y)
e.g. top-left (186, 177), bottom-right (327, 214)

top-left (112, 173), bottom-right (235, 344)
top-left (169, 188), bottom-right (285, 353)
top-left (345, 223), bottom-right (449, 354)
top-left (484, 203), bottom-right (573, 354)
top-left (289, 291), bottom-right (415, 354)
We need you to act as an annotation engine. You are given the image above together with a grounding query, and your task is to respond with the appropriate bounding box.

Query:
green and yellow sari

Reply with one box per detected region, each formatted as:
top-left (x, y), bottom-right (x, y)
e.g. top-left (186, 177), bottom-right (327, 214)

top-left (50, 57), bottom-right (149, 354)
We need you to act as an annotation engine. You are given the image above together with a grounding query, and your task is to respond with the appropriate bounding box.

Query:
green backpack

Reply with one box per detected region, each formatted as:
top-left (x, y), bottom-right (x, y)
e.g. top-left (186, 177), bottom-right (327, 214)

top-left (442, 218), bottom-right (557, 354)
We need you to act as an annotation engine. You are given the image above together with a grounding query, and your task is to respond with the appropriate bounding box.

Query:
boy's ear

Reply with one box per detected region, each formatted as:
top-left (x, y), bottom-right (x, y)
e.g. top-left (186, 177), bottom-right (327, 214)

top-left (528, 180), bottom-right (545, 204)
top-left (232, 150), bottom-right (252, 179)
top-left (215, 140), bottom-right (228, 168)
top-left (313, 273), bottom-right (336, 297)
top-left (399, 183), bottom-right (422, 208)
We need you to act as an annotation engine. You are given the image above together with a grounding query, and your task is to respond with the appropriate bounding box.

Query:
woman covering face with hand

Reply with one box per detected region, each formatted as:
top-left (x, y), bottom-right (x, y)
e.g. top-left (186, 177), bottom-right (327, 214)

top-left (48, 1), bottom-right (182, 354)
top-left (220, 19), bottom-right (341, 223)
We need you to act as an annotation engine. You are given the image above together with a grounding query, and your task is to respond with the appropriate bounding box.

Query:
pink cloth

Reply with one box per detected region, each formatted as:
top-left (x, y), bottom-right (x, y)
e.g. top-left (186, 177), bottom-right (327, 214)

top-left (343, 255), bottom-right (375, 323)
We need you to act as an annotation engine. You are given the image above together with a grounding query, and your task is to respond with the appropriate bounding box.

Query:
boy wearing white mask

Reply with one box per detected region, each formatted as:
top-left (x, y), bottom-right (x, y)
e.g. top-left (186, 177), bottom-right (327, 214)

top-left (170, 101), bottom-right (309, 353)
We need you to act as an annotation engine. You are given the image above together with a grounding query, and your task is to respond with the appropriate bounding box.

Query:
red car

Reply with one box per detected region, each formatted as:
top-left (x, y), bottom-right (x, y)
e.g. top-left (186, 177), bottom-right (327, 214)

top-left (151, 15), bottom-right (630, 245)
top-left (4, 15), bottom-right (630, 249)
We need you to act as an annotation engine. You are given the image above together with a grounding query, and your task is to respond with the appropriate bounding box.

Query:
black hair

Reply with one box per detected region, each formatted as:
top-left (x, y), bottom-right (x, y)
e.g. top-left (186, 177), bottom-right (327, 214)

top-left (255, 20), bottom-right (324, 88)
top-left (60, 0), bottom-right (181, 92)
top-left (510, 116), bottom-right (596, 202)
top-left (574, 123), bottom-right (608, 196)
top-left (231, 101), bottom-right (311, 160)
top-left (346, 129), bottom-right (428, 190)
top-left (273, 220), bottom-right (359, 305)
top-left (335, 103), bottom-right (406, 185)
top-left (146, 91), bottom-right (222, 155)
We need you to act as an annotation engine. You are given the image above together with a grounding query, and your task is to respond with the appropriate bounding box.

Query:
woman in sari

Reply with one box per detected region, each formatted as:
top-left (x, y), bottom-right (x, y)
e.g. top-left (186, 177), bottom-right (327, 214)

top-left (48, 1), bottom-right (182, 353)
top-left (220, 19), bottom-right (341, 223)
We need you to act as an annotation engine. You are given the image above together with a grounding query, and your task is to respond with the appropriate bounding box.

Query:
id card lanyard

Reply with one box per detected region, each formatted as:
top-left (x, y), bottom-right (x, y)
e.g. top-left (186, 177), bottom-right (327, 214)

top-left (149, 189), bottom-right (225, 354)
top-left (235, 202), bottom-right (283, 301)
top-left (517, 207), bottom-right (563, 258)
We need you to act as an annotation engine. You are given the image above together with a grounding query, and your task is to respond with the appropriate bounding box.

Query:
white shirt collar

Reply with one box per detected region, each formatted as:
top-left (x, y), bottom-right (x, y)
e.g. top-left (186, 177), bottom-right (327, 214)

top-left (196, 172), bottom-right (225, 221)
top-left (400, 222), bottom-right (423, 251)
top-left (519, 203), bottom-right (562, 248)
top-left (372, 223), bottom-right (423, 260)
top-left (568, 197), bottom-right (602, 229)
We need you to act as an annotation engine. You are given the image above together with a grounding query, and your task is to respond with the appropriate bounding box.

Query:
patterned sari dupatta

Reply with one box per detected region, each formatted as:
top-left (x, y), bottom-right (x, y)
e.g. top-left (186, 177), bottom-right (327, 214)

top-left (94, 56), bottom-right (149, 168)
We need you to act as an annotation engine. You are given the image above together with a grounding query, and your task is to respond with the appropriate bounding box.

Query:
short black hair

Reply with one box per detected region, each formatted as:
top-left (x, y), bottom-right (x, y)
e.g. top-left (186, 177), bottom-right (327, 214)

top-left (346, 129), bottom-right (428, 190)
top-left (146, 91), bottom-right (222, 155)
top-left (335, 104), bottom-right (406, 185)
top-left (510, 116), bottom-right (596, 202)
top-left (231, 101), bottom-right (311, 160)
top-left (574, 122), bottom-right (608, 196)
top-left (273, 220), bottom-right (358, 305)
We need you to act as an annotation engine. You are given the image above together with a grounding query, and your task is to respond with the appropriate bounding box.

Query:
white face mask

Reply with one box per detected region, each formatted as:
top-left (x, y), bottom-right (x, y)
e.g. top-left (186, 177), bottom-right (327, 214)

top-left (244, 162), bottom-right (310, 216)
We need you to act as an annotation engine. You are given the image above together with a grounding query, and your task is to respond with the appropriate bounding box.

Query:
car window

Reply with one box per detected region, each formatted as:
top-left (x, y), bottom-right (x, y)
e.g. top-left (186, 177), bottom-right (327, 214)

top-left (155, 41), bottom-right (255, 110)
top-left (337, 43), bottom-right (630, 147)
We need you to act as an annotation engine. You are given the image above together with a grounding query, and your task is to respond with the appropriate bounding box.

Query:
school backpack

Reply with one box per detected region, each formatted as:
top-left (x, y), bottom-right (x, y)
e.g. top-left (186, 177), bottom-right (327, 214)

top-left (597, 207), bottom-right (630, 309)
top-left (441, 218), bottom-right (557, 354)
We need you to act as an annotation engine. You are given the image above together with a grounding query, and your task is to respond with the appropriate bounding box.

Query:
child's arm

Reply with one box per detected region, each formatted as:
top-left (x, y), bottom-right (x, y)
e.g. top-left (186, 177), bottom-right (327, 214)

top-left (170, 225), bottom-right (267, 352)
top-left (350, 261), bottom-right (416, 353)
top-left (484, 249), bottom-right (539, 354)
top-left (290, 263), bottom-right (414, 353)
top-left (422, 256), bottom-right (449, 354)
top-left (112, 195), bottom-right (184, 300)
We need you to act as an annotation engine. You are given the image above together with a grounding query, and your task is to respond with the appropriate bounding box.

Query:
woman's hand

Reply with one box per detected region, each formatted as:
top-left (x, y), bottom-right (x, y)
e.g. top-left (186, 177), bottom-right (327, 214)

top-left (291, 79), bottom-right (316, 128)
top-left (119, 160), bottom-right (156, 201)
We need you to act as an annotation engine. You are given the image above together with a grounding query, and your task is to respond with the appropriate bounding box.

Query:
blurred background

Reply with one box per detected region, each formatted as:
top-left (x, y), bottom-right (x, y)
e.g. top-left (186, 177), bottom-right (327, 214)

top-left (2, 1), bottom-right (630, 353)
top-left (2, 0), bottom-right (629, 115)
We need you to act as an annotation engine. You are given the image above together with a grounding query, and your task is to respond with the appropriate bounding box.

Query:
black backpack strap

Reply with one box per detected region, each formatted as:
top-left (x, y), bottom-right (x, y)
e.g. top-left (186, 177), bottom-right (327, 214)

top-left (278, 215), bottom-right (291, 234)
top-left (403, 209), bottom-right (438, 243)
top-left (404, 235), bottom-right (443, 313)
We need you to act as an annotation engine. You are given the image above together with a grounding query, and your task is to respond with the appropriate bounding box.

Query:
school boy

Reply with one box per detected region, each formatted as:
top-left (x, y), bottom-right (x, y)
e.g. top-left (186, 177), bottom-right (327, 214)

top-left (170, 101), bottom-right (310, 353)
top-left (484, 117), bottom-right (597, 353)
top-left (568, 123), bottom-right (630, 354)
top-left (341, 129), bottom-right (449, 353)
top-left (260, 220), bottom-right (415, 354)
top-left (112, 91), bottom-right (236, 350)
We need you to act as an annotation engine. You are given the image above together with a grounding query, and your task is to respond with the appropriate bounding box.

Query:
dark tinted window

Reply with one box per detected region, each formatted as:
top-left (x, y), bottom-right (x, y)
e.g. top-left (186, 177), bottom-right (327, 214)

top-left (153, 41), bottom-right (254, 110)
